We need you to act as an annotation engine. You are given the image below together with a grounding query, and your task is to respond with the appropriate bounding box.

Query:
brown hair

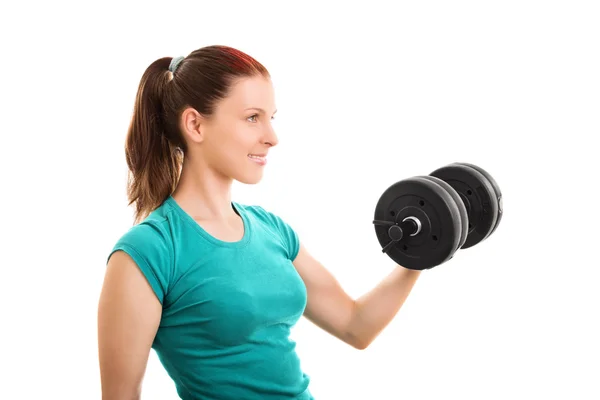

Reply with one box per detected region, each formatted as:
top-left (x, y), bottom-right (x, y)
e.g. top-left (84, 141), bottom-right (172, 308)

top-left (124, 45), bottom-right (270, 224)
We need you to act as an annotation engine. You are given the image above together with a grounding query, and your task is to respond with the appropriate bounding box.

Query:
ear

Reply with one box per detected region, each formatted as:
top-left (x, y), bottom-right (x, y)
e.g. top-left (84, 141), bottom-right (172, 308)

top-left (180, 107), bottom-right (206, 144)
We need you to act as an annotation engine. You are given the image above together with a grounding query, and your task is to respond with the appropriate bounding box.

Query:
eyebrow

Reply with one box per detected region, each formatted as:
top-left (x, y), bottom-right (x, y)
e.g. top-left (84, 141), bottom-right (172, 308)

top-left (245, 107), bottom-right (277, 114)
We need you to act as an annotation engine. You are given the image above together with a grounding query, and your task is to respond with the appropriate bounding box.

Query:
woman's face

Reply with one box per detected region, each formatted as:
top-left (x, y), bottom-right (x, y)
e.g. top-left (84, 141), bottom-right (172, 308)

top-left (185, 75), bottom-right (279, 185)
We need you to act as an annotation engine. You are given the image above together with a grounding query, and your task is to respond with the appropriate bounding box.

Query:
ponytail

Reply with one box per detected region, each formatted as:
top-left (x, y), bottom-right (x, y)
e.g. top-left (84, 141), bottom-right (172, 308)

top-left (125, 57), bottom-right (183, 224)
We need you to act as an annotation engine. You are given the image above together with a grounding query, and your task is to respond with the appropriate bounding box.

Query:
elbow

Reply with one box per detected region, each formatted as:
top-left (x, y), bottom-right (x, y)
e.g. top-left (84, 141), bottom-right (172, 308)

top-left (353, 339), bottom-right (370, 350)
top-left (101, 382), bottom-right (142, 400)
top-left (346, 316), bottom-right (371, 350)
top-left (102, 391), bottom-right (141, 400)
top-left (347, 332), bottom-right (371, 350)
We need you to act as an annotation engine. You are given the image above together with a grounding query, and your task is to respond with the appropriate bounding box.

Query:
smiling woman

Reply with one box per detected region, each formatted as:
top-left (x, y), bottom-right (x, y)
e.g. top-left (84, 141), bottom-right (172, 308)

top-left (99, 45), bottom-right (317, 400)
top-left (98, 44), bottom-right (421, 400)
top-left (119, 46), bottom-right (279, 224)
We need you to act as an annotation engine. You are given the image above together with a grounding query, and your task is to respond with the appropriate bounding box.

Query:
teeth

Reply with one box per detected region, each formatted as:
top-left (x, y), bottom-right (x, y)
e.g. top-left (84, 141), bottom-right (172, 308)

top-left (248, 154), bottom-right (265, 159)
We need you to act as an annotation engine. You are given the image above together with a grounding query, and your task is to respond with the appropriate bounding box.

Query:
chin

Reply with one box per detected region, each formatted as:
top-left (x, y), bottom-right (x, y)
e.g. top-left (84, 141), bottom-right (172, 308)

top-left (236, 172), bottom-right (264, 185)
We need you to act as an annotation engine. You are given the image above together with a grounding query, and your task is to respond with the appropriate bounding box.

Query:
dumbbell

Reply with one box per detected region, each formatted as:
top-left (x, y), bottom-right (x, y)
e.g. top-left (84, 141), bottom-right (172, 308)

top-left (373, 162), bottom-right (503, 270)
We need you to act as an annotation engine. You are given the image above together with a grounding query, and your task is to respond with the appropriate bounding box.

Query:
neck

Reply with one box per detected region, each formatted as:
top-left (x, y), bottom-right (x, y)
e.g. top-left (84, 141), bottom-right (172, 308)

top-left (171, 156), bottom-right (236, 221)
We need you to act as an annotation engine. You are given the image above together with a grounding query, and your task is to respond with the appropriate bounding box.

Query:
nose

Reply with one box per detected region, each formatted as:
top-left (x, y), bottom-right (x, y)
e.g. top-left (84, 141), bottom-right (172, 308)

top-left (263, 124), bottom-right (279, 147)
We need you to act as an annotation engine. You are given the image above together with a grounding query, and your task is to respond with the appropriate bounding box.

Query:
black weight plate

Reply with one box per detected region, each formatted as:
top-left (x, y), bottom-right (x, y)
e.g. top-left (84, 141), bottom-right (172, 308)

top-left (456, 163), bottom-right (503, 237)
top-left (373, 176), bottom-right (461, 270)
top-left (430, 163), bottom-right (498, 249)
top-left (420, 175), bottom-right (469, 251)
top-left (409, 176), bottom-right (463, 265)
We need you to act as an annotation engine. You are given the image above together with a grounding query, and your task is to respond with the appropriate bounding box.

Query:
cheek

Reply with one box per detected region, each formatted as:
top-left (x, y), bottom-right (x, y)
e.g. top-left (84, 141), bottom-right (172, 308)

top-left (229, 126), bottom-right (255, 151)
top-left (207, 121), bottom-right (253, 160)
top-left (208, 124), bottom-right (237, 150)
top-left (220, 134), bottom-right (248, 156)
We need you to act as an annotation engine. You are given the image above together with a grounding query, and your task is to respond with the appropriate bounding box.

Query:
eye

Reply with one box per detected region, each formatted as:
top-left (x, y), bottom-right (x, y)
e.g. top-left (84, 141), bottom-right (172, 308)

top-left (247, 114), bottom-right (276, 123)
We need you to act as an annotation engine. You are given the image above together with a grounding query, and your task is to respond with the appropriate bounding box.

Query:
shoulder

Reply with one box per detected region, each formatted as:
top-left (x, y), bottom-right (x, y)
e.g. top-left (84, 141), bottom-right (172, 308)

top-left (237, 203), bottom-right (292, 232)
top-left (106, 216), bottom-right (175, 303)
top-left (239, 203), bottom-right (279, 224)
top-left (237, 202), bottom-right (301, 261)
top-left (109, 217), bottom-right (173, 260)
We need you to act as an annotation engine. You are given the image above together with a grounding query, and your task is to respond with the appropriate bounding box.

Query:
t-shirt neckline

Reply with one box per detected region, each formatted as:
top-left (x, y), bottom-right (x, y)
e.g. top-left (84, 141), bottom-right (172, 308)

top-left (165, 195), bottom-right (252, 248)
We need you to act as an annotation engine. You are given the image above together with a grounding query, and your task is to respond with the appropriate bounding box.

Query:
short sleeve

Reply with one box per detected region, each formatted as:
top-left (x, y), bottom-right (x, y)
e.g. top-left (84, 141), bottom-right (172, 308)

top-left (106, 222), bottom-right (172, 304)
top-left (256, 206), bottom-right (301, 261)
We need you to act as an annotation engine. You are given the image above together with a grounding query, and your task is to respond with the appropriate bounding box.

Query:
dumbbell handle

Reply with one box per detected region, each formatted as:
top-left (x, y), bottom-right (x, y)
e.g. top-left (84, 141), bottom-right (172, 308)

top-left (373, 217), bottom-right (422, 254)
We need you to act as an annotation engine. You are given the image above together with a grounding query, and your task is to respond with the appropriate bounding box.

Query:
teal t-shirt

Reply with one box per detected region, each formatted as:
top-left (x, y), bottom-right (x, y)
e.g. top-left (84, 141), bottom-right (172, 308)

top-left (107, 196), bottom-right (313, 399)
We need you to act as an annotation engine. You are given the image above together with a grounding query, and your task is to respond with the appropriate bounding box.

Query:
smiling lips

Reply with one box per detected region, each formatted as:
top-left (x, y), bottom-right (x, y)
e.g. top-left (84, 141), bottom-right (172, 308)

top-left (248, 154), bottom-right (267, 166)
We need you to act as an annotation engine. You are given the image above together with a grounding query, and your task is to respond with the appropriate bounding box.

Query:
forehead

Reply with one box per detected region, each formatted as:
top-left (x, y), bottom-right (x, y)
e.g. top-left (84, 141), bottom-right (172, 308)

top-left (222, 75), bottom-right (276, 111)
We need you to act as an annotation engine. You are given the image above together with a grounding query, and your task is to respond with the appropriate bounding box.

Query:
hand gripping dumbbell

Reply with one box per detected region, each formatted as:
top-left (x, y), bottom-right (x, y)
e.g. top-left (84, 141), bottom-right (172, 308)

top-left (373, 162), bottom-right (503, 270)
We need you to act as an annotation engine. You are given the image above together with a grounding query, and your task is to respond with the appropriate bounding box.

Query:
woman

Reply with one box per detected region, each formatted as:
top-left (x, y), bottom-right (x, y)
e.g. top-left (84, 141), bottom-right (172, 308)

top-left (98, 45), bottom-right (421, 400)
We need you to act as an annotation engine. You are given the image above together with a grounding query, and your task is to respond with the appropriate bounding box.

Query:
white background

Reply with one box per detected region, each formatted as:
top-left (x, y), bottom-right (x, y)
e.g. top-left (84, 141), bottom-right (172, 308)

top-left (1, 1), bottom-right (599, 399)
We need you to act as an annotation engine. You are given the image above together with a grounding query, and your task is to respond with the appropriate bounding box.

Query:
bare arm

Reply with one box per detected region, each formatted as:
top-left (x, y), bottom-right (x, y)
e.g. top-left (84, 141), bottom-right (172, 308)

top-left (98, 250), bottom-right (162, 400)
top-left (293, 243), bottom-right (421, 350)
top-left (347, 266), bottom-right (421, 349)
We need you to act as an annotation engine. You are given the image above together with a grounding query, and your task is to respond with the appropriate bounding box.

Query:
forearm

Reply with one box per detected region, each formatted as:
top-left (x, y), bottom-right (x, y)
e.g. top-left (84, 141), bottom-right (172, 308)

top-left (348, 265), bottom-right (421, 349)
